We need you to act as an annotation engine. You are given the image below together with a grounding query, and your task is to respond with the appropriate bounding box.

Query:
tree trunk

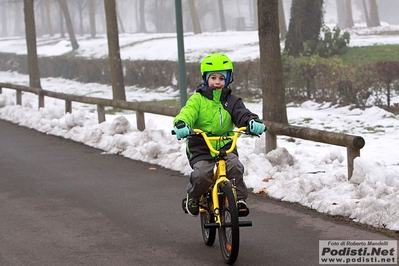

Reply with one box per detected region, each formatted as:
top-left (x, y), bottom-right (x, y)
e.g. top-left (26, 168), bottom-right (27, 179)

top-left (248, 0), bottom-right (253, 22)
top-left (59, 5), bottom-right (65, 38)
top-left (104, 0), bottom-right (126, 101)
top-left (58, 0), bottom-right (79, 50)
top-left (1, 1), bottom-right (7, 37)
top-left (44, 0), bottom-right (53, 36)
top-left (218, 0), bottom-right (226, 31)
top-left (253, 0), bottom-right (258, 30)
top-left (88, 0), bottom-right (97, 37)
top-left (336, 0), bottom-right (345, 29)
top-left (258, 0), bottom-right (287, 124)
top-left (278, 0), bottom-right (287, 40)
top-left (13, 2), bottom-right (23, 36)
top-left (362, 0), bottom-right (370, 27)
top-left (135, 0), bottom-right (140, 32)
top-left (116, 1), bottom-right (125, 33)
top-left (188, 0), bottom-right (201, 34)
top-left (138, 0), bottom-right (147, 33)
top-left (344, 0), bottom-right (354, 28)
top-left (23, 0), bottom-right (41, 89)
top-left (77, 1), bottom-right (84, 35)
top-left (369, 0), bottom-right (380, 27)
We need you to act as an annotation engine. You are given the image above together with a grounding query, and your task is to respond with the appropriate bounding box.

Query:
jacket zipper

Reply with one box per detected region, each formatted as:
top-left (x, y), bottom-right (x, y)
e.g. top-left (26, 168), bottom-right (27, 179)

top-left (218, 107), bottom-right (223, 126)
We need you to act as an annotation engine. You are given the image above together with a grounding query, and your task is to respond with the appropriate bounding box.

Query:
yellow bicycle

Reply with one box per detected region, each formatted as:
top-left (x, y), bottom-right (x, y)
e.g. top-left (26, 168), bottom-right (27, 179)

top-left (177, 127), bottom-right (253, 265)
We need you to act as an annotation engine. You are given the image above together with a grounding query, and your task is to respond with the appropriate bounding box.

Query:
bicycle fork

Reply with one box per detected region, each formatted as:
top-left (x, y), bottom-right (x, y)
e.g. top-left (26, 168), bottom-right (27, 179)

top-left (204, 159), bottom-right (252, 229)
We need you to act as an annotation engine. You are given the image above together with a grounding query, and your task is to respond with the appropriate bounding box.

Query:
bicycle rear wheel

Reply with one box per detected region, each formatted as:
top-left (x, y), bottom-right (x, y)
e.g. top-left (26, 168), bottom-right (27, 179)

top-left (218, 183), bottom-right (239, 265)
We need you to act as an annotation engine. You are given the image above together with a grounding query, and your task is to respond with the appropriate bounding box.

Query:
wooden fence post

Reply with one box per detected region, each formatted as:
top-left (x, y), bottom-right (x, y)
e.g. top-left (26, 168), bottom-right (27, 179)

top-left (97, 105), bottom-right (105, 123)
top-left (38, 92), bottom-right (44, 108)
top-left (265, 131), bottom-right (277, 153)
top-left (136, 111), bottom-right (145, 131)
top-left (65, 100), bottom-right (72, 113)
top-left (16, 91), bottom-right (22, 105)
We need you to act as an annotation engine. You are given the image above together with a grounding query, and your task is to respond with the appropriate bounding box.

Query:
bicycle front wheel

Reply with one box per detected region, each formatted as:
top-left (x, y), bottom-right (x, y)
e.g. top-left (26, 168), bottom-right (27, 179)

top-left (218, 183), bottom-right (239, 265)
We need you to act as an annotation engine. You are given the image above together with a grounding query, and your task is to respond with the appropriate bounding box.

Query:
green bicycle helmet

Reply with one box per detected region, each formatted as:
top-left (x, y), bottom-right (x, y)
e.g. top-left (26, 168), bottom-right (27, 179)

top-left (200, 53), bottom-right (234, 87)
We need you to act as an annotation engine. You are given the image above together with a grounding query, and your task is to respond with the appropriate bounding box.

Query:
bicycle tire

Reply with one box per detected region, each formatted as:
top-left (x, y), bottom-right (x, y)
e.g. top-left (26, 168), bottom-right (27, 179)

top-left (200, 214), bottom-right (216, 245)
top-left (200, 194), bottom-right (216, 246)
top-left (218, 183), bottom-right (239, 265)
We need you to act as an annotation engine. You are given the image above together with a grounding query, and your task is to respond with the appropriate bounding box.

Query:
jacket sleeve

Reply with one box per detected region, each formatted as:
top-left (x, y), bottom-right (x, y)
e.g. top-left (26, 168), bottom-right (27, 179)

top-left (226, 95), bottom-right (260, 127)
top-left (173, 93), bottom-right (200, 127)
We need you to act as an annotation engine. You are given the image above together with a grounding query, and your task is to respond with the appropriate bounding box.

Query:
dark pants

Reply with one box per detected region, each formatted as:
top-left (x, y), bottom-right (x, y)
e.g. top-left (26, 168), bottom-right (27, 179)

top-left (186, 153), bottom-right (248, 200)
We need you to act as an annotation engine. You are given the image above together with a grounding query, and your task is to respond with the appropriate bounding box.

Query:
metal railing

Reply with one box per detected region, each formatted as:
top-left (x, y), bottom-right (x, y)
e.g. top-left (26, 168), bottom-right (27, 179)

top-left (0, 82), bottom-right (365, 179)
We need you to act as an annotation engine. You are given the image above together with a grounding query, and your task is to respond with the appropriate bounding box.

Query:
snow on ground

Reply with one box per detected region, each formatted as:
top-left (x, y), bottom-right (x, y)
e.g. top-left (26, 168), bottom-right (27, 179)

top-left (1, 24), bottom-right (399, 231)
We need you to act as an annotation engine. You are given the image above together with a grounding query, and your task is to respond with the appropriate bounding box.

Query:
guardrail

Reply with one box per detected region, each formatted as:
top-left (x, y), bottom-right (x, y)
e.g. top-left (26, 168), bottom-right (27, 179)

top-left (0, 82), bottom-right (365, 179)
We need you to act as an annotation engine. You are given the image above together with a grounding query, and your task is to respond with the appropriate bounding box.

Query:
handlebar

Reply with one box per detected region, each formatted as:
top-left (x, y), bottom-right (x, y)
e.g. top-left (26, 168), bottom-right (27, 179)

top-left (172, 127), bottom-right (249, 155)
top-left (196, 127), bottom-right (247, 155)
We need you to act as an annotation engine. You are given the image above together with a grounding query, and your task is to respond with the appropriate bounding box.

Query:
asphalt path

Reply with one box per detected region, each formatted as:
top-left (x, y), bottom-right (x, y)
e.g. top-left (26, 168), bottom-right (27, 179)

top-left (0, 119), bottom-right (397, 266)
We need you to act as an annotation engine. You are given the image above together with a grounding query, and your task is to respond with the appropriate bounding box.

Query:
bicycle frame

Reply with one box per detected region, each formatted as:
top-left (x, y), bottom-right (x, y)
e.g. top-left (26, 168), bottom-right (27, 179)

top-left (195, 127), bottom-right (246, 226)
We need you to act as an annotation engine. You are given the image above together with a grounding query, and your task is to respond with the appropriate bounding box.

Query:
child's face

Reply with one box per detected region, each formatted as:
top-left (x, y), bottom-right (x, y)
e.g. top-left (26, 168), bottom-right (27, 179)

top-left (207, 73), bottom-right (226, 89)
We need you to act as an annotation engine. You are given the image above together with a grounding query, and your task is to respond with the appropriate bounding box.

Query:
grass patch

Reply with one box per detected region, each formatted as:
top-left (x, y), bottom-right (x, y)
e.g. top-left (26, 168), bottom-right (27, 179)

top-left (341, 45), bottom-right (399, 65)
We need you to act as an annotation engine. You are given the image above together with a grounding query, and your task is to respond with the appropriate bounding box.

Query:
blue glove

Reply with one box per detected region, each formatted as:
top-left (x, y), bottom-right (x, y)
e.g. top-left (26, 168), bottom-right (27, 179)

top-left (248, 119), bottom-right (266, 135)
top-left (174, 121), bottom-right (190, 140)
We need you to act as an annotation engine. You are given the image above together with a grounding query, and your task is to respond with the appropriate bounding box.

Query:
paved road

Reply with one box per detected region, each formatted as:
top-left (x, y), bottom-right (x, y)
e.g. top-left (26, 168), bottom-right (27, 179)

top-left (0, 119), bottom-right (397, 266)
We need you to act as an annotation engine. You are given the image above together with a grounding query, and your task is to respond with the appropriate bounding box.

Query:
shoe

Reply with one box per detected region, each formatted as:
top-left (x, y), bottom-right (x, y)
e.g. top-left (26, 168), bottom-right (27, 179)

top-left (186, 194), bottom-right (199, 216)
top-left (237, 199), bottom-right (250, 217)
top-left (182, 198), bottom-right (188, 213)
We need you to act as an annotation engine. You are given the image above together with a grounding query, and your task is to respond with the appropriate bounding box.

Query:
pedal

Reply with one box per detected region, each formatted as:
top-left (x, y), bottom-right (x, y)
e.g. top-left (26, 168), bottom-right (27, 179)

top-left (182, 198), bottom-right (188, 213)
top-left (237, 203), bottom-right (250, 217)
top-left (238, 208), bottom-right (250, 217)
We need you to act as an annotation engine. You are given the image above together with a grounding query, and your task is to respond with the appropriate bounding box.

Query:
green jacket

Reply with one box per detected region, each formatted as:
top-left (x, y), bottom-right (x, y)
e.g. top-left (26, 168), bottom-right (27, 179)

top-left (174, 85), bottom-right (260, 166)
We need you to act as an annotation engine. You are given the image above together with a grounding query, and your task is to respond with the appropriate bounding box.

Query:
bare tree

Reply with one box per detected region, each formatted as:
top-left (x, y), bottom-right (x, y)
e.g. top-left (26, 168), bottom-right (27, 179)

top-left (368, 0), bottom-right (380, 27)
top-left (336, 0), bottom-right (354, 29)
top-left (345, 0), bottom-right (354, 28)
top-left (58, 0), bottom-right (79, 50)
top-left (258, 0), bottom-right (287, 124)
top-left (70, 0), bottom-right (87, 36)
top-left (115, 1), bottom-right (125, 33)
top-left (1, 0), bottom-right (8, 37)
top-left (188, 0), bottom-right (201, 34)
top-left (23, 0), bottom-right (41, 89)
top-left (252, 0), bottom-right (258, 30)
top-left (362, 0), bottom-right (371, 27)
top-left (104, 0), bottom-right (126, 101)
top-left (218, 0), bottom-right (226, 31)
top-left (336, 0), bottom-right (346, 29)
top-left (278, 0), bottom-right (287, 40)
top-left (12, 1), bottom-right (23, 36)
top-left (88, 0), bottom-right (97, 37)
top-left (59, 4), bottom-right (65, 37)
top-left (44, 0), bottom-right (54, 36)
top-left (138, 0), bottom-right (147, 33)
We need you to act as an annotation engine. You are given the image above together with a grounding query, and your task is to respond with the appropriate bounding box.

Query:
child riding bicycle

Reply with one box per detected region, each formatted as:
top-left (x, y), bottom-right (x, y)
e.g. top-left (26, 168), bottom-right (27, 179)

top-left (173, 53), bottom-right (266, 217)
